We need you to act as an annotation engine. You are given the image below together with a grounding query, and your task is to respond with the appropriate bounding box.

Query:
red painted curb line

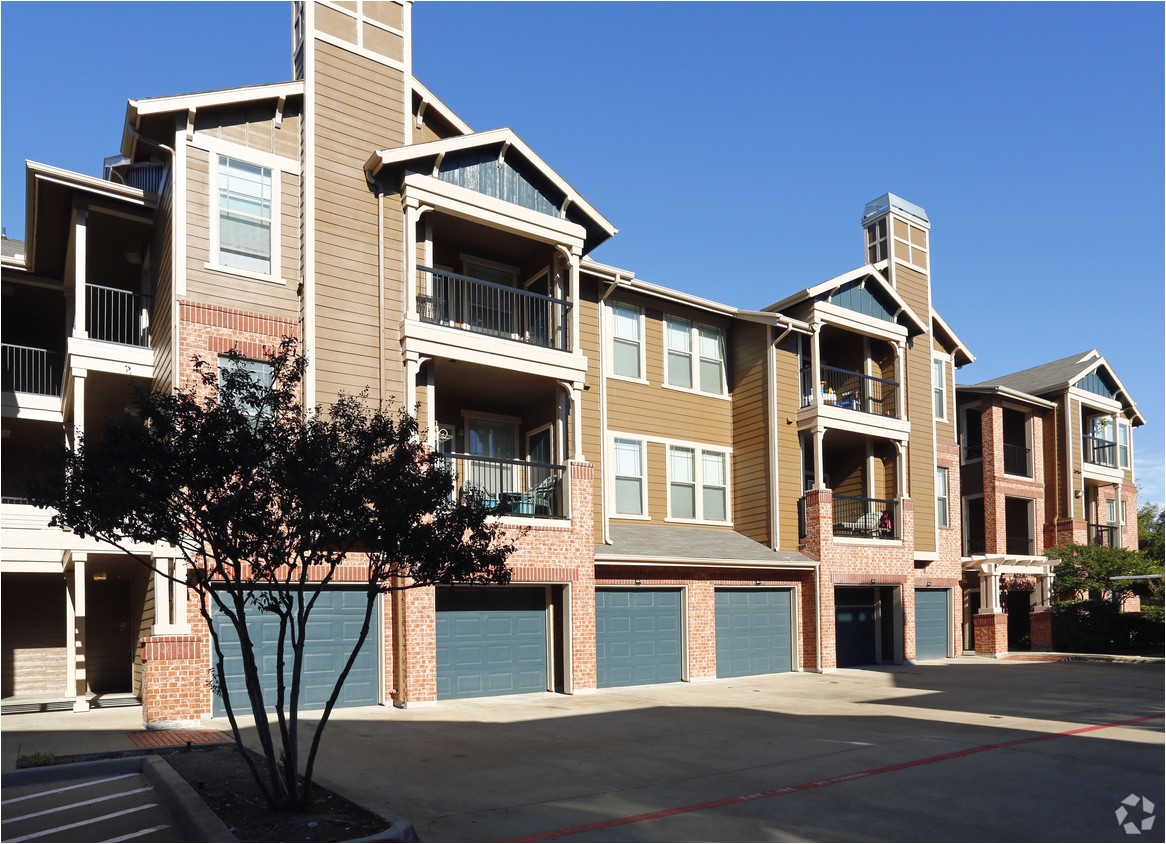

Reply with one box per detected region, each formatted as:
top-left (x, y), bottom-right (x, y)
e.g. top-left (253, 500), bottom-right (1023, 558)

top-left (504, 713), bottom-right (1164, 842)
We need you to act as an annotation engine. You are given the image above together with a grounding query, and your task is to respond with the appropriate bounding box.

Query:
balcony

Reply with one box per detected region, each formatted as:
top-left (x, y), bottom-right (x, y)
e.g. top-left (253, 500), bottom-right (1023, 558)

top-left (1089, 524), bottom-right (1118, 548)
top-left (1003, 443), bottom-right (1031, 477)
top-left (832, 495), bottom-right (899, 540)
top-left (86, 284), bottom-right (150, 347)
top-left (443, 453), bottom-right (566, 519)
top-left (966, 533), bottom-right (986, 556)
top-left (1082, 435), bottom-right (1117, 469)
top-left (2, 345), bottom-right (64, 396)
top-left (1006, 536), bottom-right (1035, 555)
top-left (801, 365), bottom-right (898, 418)
top-left (416, 267), bottom-right (570, 352)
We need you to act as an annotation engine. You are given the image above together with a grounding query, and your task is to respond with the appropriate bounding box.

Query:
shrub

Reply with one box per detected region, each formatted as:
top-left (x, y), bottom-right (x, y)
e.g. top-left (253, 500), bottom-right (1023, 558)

top-left (1051, 600), bottom-right (1165, 654)
top-left (15, 752), bottom-right (59, 769)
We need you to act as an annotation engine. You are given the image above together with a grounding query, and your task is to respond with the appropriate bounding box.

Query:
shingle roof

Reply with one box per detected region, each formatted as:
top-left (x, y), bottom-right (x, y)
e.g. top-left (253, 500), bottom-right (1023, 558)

top-left (963, 350), bottom-right (1100, 396)
top-left (1, 237), bottom-right (25, 260)
top-left (597, 524), bottom-right (815, 567)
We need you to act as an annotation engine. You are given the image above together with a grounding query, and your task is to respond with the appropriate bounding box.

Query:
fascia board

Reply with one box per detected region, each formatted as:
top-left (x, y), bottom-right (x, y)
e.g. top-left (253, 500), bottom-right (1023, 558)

top-left (594, 555), bottom-right (818, 570)
top-left (931, 310), bottom-right (975, 366)
top-left (401, 174), bottom-right (587, 248)
top-left (1079, 356), bottom-right (1144, 425)
top-left (411, 77), bottom-right (473, 134)
top-left (813, 301), bottom-right (910, 340)
top-left (766, 265), bottom-right (926, 335)
top-left (953, 385), bottom-right (1057, 410)
top-left (29, 162), bottom-right (153, 208)
top-left (618, 277), bottom-right (738, 317)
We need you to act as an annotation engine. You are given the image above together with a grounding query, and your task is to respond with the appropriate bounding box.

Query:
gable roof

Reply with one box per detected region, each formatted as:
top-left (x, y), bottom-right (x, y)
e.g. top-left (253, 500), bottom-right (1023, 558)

top-left (932, 311), bottom-right (975, 367)
top-left (965, 349), bottom-right (1145, 425)
top-left (411, 78), bottom-right (473, 136)
top-left (762, 264), bottom-right (928, 336)
top-left (366, 128), bottom-right (617, 253)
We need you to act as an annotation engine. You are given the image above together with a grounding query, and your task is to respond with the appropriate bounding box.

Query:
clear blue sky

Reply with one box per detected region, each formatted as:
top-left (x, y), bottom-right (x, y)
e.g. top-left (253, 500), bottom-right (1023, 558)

top-left (3, 2), bottom-right (1163, 505)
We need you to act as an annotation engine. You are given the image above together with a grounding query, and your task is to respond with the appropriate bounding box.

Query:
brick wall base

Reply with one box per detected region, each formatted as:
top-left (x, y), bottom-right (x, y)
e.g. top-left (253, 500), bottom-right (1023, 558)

top-left (1029, 611), bottom-right (1053, 651)
top-left (140, 635), bottom-right (204, 729)
top-left (973, 613), bottom-right (1008, 658)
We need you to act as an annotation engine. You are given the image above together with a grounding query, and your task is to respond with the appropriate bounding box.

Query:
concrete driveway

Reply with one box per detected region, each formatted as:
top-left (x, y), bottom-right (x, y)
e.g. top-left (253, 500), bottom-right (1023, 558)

top-left (217, 657), bottom-right (1162, 842)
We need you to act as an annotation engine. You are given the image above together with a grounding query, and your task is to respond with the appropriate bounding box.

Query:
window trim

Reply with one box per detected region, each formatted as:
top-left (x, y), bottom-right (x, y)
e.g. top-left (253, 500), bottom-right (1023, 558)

top-left (666, 443), bottom-right (731, 525)
top-left (218, 355), bottom-right (275, 418)
top-left (208, 154), bottom-right (282, 284)
top-left (936, 466), bottom-right (950, 529)
top-left (662, 315), bottom-right (727, 398)
top-left (611, 436), bottom-right (648, 519)
top-left (932, 356), bottom-right (948, 421)
top-left (608, 300), bottom-right (647, 384)
top-left (1117, 420), bottom-right (1130, 468)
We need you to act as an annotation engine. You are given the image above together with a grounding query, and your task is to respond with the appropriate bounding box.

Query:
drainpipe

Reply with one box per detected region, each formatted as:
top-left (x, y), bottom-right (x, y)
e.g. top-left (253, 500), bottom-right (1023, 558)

top-left (365, 169), bottom-right (385, 406)
top-left (814, 568), bottom-right (822, 673)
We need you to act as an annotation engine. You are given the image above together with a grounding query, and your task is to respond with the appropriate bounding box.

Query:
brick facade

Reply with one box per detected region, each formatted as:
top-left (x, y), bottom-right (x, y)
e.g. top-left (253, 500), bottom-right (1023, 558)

top-left (1029, 610), bottom-right (1053, 651)
top-left (973, 613), bottom-right (1008, 657)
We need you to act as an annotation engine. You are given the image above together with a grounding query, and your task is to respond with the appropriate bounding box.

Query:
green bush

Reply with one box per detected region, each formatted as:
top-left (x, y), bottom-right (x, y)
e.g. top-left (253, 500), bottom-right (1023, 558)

top-left (1051, 600), bottom-right (1165, 654)
top-left (15, 752), bottom-right (59, 769)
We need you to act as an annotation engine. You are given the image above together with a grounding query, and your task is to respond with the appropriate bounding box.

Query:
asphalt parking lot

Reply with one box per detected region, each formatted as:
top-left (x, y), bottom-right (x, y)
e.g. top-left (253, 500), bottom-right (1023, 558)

top-left (278, 657), bottom-right (1164, 842)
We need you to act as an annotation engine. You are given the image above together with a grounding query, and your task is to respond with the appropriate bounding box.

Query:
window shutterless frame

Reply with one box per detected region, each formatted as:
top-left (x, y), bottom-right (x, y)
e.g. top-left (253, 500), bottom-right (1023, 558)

top-left (609, 301), bottom-right (644, 381)
top-left (612, 437), bottom-right (646, 516)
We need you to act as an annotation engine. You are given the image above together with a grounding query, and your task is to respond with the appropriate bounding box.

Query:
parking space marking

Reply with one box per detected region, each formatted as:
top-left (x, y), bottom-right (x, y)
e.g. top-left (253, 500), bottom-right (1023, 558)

top-left (507, 712), bottom-right (1164, 842)
top-left (3, 786), bottom-right (153, 824)
top-left (1, 773), bottom-right (138, 805)
top-left (105, 823), bottom-right (172, 842)
top-left (6, 804), bottom-right (158, 843)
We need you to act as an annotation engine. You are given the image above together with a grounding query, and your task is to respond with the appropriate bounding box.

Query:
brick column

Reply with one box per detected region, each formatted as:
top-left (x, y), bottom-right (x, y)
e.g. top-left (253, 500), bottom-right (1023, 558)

top-left (801, 490), bottom-right (835, 671)
top-left (973, 613), bottom-right (1008, 657)
top-left (1029, 610), bottom-right (1053, 651)
top-left (140, 635), bottom-right (204, 729)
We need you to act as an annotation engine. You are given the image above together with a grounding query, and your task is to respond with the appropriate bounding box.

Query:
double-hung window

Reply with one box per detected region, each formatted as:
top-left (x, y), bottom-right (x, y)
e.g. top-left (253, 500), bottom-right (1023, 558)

top-left (218, 157), bottom-right (273, 275)
top-left (936, 466), bottom-right (950, 528)
top-left (613, 438), bottom-right (645, 516)
top-left (669, 445), bottom-right (728, 522)
top-left (218, 356), bottom-right (275, 419)
top-left (1118, 422), bottom-right (1130, 468)
top-left (611, 302), bottom-right (642, 379)
top-left (665, 317), bottom-right (725, 395)
top-left (933, 358), bottom-right (947, 420)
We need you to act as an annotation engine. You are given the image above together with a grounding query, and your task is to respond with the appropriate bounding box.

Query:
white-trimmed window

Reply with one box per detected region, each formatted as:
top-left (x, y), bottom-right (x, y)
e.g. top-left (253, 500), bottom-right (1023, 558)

top-left (613, 438), bottom-right (645, 516)
top-left (933, 357), bottom-right (947, 420)
top-left (218, 355), bottom-right (275, 418)
top-left (669, 445), bottom-right (729, 522)
top-left (218, 157), bottom-right (273, 275)
top-left (610, 302), bottom-right (643, 379)
top-left (1118, 421), bottom-right (1130, 468)
top-left (665, 317), bottom-right (725, 396)
top-left (936, 466), bottom-right (950, 528)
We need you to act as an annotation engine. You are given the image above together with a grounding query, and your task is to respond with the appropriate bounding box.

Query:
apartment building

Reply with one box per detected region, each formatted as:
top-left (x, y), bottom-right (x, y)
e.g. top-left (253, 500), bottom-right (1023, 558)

top-left (955, 351), bottom-right (1144, 654)
top-left (1, 1), bottom-right (1138, 725)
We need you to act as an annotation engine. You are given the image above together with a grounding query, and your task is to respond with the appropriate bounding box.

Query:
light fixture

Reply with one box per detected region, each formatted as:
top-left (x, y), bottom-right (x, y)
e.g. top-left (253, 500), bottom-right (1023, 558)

top-left (871, 578), bottom-right (877, 584)
top-left (926, 580), bottom-right (932, 587)
top-left (755, 579), bottom-right (761, 586)
top-left (634, 578), bottom-right (642, 585)
top-left (92, 572), bottom-right (107, 582)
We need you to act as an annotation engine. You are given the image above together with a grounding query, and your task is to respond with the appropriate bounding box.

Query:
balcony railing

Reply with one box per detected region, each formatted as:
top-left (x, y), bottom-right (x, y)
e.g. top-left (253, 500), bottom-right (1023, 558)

top-left (1006, 536), bottom-right (1035, 555)
top-left (1089, 524), bottom-right (1118, 548)
top-left (415, 266), bottom-right (571, 351)
top-left (87, 284), bottom-right (150, 347)
top-left (441, 453), bottom-right (566, 519)
top-left (2, 344), bottom-right (64, 396)
top-left (801, 365), bottom-right (898, 418)
top-left (1082, 435), bottom-right (1116, 469)
top-left (1003, 443), bottom-right (1032, 477)
top-left (966, 533), bottom-right (986, 556)
top-left (832, 495), bottom-right (899, 540)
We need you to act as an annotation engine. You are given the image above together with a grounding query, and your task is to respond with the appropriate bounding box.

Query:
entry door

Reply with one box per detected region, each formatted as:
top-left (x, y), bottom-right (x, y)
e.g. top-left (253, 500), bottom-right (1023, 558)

top-left (86, 575), bottom-right (133, 694)
top-left (835, 587), bottom-right (877, 668)
top-left (466, 416), bottom-right (517, 502)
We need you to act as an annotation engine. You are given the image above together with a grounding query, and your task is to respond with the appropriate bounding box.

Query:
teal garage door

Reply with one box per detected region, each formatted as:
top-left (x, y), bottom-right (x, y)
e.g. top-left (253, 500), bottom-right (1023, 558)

top-left (211, 589), bottom-right (378, 717)
top-left (596, 588), bottom-right (682, 688)
top-left (436, 587), bottom-right (548, 700)
top-left (915, 588), bottom-right (950, 660)
top-left (715, 589), bottom-right (794, 678)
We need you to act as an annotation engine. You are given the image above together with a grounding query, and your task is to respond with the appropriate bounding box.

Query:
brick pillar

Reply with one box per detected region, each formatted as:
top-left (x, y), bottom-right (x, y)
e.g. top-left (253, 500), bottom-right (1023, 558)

top-left (397, 586), bottom-right (436, 706)
top-left (568, 461), bottom-right (597, 693)
top-left (801, 490), bottom-right (836, 672)
top-left (1029, 610), bottom-right (1053, 651)
top-left (140, 635), bottom-right (204, 729)
top-left (973, 613), bottom-right (1008, 658)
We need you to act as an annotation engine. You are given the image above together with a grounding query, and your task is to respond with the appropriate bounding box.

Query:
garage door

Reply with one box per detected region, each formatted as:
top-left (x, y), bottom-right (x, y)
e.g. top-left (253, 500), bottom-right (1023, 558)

top-left (212, 589), bottom-right (378, 717)
top-left (835, 587), bottom-right (877, 668)
top-left (436, 587), bottom-right (548, 700)
top-left (596, 588), bottom-right (682, 688)
top-left (715, 589), bottom-right (793, 678)
top-left (915, 589), bottom-right (950, 660)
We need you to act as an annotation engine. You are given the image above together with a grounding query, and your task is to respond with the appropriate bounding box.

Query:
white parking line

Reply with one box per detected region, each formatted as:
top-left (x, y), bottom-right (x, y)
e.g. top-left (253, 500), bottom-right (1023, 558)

top-left (5, 803), bottom-right (157, 842)
top-left (2, 787), bottom-right (153, 824)
top-left (105, 824), bottom-right (172, 842)
top-left (1, 773), bottom-right (138, 805)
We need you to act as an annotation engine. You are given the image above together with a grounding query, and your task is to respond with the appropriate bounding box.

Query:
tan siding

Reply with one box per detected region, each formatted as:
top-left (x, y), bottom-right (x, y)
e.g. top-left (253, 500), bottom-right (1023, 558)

top-left (363, 23), bottom-right (403, 62)
top-left (317, 3), bottom-right (357, 40)
top-left (907, 337), bottom-right (936, 552)
top-left (150, 180), bottom-right (175, 394)
top-left (606, 379), bottom-right (732, 446)
top-left (894, 265), bottom-right (930, 322)
top-left (730, 321), bottom-right (770, 545)
top-left (578, 281), bottom-right (604, 542)
top-left (365, 1), bottom-right (403, 29)
top-left (312, 38), bottom-right (406, 409)
top-left (775, 336), bottom-right (803, 551)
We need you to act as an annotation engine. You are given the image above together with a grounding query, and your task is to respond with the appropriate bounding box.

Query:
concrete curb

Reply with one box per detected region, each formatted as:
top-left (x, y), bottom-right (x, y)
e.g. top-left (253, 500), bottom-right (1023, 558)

top-left (143, 756), bottom-right (237, 843)
top-left (1, 755), bottom-right (147, 787)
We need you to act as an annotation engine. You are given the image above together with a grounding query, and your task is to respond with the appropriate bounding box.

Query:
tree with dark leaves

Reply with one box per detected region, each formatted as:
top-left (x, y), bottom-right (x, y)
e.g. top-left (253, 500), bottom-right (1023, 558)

top-left (38, 339), bottom-right (514, 810)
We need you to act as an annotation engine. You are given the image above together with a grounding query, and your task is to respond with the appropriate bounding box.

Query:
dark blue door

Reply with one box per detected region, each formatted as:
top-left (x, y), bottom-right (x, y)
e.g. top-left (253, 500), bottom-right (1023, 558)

top-left (715, 589), bottom-right (793, 678)
top-left (596, 588), bottom-right (683, 688)
top-left (915, 589), bottom-right (950, 660)
top-left (835, 587), bottom-right (877, 667)
top-left (436, 587), bottom-right (548, 700)
top-left (212, 589), bottom-right (378, 717)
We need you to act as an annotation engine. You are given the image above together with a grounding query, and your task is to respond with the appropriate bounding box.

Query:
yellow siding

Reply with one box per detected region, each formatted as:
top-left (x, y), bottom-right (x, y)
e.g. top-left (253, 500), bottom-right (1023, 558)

top-left (906, 336), bottom-right (936, 552)
top-left (775, 335), bottom-right (803, 551)
top-left (150, 181), bottom-right (175, 394)
top-left (894, 264), bottom-right (930, 321)
top-left (578, 281), bottom-right (604, 540)
top-left (730, 321), bottom-right (770, 545)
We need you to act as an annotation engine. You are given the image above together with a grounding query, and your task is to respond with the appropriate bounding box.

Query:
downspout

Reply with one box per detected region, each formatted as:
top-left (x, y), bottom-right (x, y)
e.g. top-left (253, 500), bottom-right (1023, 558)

top-left (125, 124), bottom-right (177, 159)
top-left (365, 169), bottom-right (385, 406)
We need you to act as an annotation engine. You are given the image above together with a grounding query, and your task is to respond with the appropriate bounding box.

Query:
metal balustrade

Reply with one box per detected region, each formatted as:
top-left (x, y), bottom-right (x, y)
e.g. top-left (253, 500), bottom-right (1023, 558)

top-left (87, 284), bottom-right (150, 347)
top-left (439, 453), bottom-right (566, 518)
top-left (1003, 443), bottom-right (1032, 477)
top-left (415, 266), bottom-right (571, 351)
top-left (800, 365), bottom-right (899, 418)
top-left (1089, 524), bottom-right (1118, 548)
top-left (966, 534), bottom-right (986, 556)
top-left (832, 495), bottom-right (899, 540)
top-left (1082, 435), bottom-right (1117, 468)
top-left (2, 344), bottom-right (64, 396)
top-left (1006, 536), bottom-right (1034, 555)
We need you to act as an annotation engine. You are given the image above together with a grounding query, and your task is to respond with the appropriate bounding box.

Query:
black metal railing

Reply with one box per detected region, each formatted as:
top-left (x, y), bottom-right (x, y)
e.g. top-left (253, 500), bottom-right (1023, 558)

top-left (964, 441), bottom-right (983, 461)
top-left (1089, 524), bottom-right (1118, 548)
top-left (1006, 536), bottom-right (1034, 555)
top-left (1003, 443), bottom-right (1032, 477)
top-left (415, 266), bottom-right (571, 351)
top-left (965, 534), bottom-right (986, 556)
top-left (798, 496), bottom-right (807, 539)
top-left (801, 365), bottom-right (898, 418)
top-left (2, 344), bottom-right (64, 396)
top-left (440, 453), bottom-right (566, 519)
top-left (87, 283), bottom-right (150, 347)
top-left (1082, 435), bottom-right (1116, 469)
top-left (832, 495), bottom-right (899, 540)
